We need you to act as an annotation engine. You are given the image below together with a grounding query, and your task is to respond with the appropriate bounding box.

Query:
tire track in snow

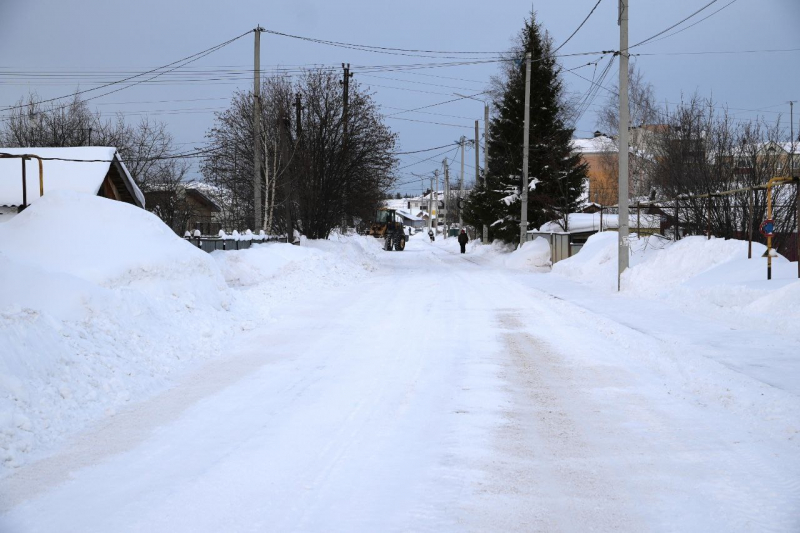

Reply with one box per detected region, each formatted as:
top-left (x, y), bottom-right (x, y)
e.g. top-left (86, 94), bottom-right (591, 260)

top-left (467, 305), bottom-right (640, 532)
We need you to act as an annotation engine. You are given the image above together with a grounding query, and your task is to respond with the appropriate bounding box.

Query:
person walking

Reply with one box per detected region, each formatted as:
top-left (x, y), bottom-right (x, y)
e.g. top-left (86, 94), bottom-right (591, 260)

top-left (458, 228), bottom-right (469, 254)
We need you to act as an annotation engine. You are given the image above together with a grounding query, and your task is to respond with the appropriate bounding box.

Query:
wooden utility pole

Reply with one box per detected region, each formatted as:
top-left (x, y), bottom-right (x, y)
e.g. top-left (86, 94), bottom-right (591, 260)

top-left (278, 110), bottom-right (293, 243)
top-left (253, 26), bottom-right (264, 232)
top-left (294, 92), bottom-right (304, 140)
top-left (617, 1), bottom-right (630, 290)
top-left (341, 64), bottom-right (353, 233)
top-left (341, 64), bottom-right (353, 143)
top-left (520, 52), bottom-right (532, 247)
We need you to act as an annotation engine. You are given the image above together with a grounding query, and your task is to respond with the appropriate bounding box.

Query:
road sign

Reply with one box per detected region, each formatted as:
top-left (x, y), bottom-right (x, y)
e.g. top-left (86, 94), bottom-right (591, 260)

top-left (759, 219), bottom-right (775, 237)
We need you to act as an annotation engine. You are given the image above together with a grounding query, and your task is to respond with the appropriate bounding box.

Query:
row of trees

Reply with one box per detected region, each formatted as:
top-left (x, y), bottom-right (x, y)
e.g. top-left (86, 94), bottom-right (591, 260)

top-left (591, 62), bottom-right (798, 254)
top-left (2, 71), bottom-right (398, 240)
top-left (200, 70), bottom-right (396, 239)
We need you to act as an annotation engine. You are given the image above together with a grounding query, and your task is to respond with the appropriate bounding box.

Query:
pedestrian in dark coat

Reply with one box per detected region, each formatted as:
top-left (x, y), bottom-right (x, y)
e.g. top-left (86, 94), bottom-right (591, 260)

top-left (458, 229), bottom-right (469, 254)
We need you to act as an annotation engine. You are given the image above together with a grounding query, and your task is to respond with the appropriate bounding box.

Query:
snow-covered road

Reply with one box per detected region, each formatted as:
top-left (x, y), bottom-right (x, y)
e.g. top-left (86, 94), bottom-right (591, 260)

top-left (1, 234), bottom-right (798, 532)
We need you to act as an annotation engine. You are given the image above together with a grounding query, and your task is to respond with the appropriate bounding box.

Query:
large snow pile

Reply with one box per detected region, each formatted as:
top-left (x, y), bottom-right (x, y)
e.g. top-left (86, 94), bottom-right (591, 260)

top-left (504, 237), bottom-right (551, 272)
top-left (554, 231), bottom-right (800, 326)
top-left (0, 191), bottom-right (239, 469)
top-left (0, 191), bottom-right (378, 472)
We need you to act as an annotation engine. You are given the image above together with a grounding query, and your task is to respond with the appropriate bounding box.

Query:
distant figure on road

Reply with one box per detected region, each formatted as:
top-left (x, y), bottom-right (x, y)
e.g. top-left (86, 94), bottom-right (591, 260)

top-left (458, 229), bottom-right (469, 254)
top-left (428, 229), bottom-right (435, 242)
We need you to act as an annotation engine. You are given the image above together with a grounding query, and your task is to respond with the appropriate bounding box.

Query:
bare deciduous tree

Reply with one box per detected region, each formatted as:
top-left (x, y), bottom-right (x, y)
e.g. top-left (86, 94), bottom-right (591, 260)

top-left (201, 70), bottom-right (397, 238)
top-left (595, 61), bottom-right (659, 199)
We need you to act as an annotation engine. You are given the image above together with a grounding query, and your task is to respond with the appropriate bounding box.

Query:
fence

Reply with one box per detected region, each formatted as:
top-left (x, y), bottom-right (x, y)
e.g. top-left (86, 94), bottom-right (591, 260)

top-left (184, 231), bottom-right (283, 253)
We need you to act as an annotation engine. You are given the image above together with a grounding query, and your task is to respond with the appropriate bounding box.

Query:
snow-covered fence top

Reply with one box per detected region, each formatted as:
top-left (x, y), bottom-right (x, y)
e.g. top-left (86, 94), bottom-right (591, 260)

top-left (183, 229), bottom-right (283, 253)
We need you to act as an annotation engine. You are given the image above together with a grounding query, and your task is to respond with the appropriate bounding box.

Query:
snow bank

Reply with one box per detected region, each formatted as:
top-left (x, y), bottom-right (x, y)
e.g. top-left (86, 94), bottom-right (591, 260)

top-left (212, 234), bottom-right (380, 303)
top-left (504, 237), bottom-right (551, 272)
top-left (0, 191), bottom-right (378, 472)
top-left (0, 192), bottom-right (238, 469)
top-left (553, 231), bottom-right (800, 326)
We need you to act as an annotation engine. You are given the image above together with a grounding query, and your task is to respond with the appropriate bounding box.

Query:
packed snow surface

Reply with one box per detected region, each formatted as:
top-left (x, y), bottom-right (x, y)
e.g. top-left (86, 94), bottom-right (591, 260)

top-left (1, 203), bottom-right (798, 532)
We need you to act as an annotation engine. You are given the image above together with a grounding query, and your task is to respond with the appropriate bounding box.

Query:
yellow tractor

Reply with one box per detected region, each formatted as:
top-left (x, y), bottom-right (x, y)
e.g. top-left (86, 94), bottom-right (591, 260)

top-left (368, 208), bottom-right (406, 251)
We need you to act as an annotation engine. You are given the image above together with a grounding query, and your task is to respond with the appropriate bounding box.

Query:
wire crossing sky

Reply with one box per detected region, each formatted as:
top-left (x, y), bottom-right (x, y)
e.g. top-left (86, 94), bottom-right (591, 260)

top-left (1, 0), bottom-right (798, 193)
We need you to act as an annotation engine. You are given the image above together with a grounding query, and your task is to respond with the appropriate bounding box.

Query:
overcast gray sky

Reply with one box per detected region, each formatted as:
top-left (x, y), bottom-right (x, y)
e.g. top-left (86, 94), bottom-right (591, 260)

top-left (1, 0), bottom-right (798, 194)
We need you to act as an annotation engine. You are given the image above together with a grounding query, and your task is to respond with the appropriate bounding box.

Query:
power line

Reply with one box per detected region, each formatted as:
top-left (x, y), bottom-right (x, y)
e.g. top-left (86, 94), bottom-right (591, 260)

top-left (630, 0), bottom-right (720, 49)
top-left (261, 28), bottom-right (503, 57)
top-left (392, 143), bottom-right (457, 155)
top-left (634, 47), bottom-right (800, 57)
top-left (396, 144), bottom-right (460, 172)
top-left (553, 0), bottom-right (603, 54)
top-left (640, 0), bottom-right (740, 46)
top-left (0, 30), bottom-right (252, 112)
top-left (385, 91), bottom-right (490, 117)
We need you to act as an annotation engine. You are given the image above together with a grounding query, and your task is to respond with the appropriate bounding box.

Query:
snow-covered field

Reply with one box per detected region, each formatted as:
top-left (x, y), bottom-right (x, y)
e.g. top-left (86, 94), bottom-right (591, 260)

top-left (1, 196), bottom-right (798, 532)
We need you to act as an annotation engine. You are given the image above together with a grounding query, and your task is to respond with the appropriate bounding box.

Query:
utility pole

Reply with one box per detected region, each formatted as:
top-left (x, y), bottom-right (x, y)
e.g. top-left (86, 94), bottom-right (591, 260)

top-left (294, 92), bottom-right (304, 139)
top-left (483, 103), bottom-right (489, 243)
top-left (434, 169), bottom-right (440, 233)
top-left (253, 26), bottom-right (264, 232)
top-left (443, 158), bottom-right (450, 238)
top-left (278, 110), bottom-right (293, 243)
top-left (791, 101), bottom-right (798, 278)
top-left (341, 64), bottom-right (353, 142)
top-left (341, 63), bottom-right (353, 233)
top-left (617, 0), bottom-right (631, 290)
top-left (268, 136), bottom-right (271, 234)
top-left (520, 51), bottom-right (532, 247)
top-left (429, 177), bottom-right (434, 232)
top-left (459, 135), bottom-right (465, 228)
top-left (474, 119), bottom-right (480, 231)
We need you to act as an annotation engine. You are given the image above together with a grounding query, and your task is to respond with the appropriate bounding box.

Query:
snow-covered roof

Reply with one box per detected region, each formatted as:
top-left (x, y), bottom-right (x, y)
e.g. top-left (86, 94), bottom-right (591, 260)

top-left (395, 208), bottom-right (423, 222)
top-left (570, 136), bottom-right (617, 154)
top-left (535, 212), bottom-right (662, 233)
top-left (0, 147), bottom-right (144, 207)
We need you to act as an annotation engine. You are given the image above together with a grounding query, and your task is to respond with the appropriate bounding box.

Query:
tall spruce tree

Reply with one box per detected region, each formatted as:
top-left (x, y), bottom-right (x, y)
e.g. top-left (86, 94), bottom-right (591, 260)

top-left (463, 10), bottom-right (587, 243)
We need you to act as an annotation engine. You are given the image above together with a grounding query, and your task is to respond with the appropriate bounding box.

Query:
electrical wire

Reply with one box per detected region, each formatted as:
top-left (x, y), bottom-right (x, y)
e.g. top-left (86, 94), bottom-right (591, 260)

top-left (639, 0), bottom-right (740, 47)
top-left (552, 0), bottom-right (603, 55)
top-left (0, 30), bottom-right (252, 112)
top-left (261, 28), bottom-right (503, 57)
top-left (630, 0), bottom-right (720, 49)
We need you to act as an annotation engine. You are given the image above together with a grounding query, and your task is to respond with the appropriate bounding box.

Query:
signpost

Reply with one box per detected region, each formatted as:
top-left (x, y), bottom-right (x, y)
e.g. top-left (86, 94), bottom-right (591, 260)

top-left (760, 218), bottom-right (775, 280)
